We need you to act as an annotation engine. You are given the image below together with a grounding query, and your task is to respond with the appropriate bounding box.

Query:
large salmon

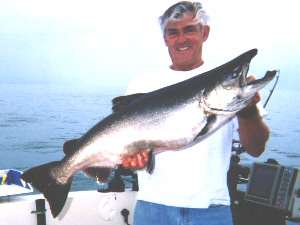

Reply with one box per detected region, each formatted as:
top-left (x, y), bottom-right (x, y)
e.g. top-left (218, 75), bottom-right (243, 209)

top-left (22, 49), bottom-right (277, 217)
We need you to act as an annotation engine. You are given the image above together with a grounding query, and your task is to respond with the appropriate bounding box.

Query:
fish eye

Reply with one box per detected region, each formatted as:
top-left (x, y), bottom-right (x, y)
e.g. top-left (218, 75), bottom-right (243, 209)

top-left (231, 72), bottom-right (239, 79)
top-left (222, 69), bottom-right (241, 89)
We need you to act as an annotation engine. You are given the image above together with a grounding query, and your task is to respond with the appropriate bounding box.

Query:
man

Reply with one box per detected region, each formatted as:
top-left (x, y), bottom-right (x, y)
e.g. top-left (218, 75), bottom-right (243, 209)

top-left (122, 1), bottom-right (269, 225)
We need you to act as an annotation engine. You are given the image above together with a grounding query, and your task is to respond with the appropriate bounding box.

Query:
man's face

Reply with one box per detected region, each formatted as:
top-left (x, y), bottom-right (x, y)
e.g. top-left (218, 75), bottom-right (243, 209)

top-left (164, 13), bottom-right (210, 71)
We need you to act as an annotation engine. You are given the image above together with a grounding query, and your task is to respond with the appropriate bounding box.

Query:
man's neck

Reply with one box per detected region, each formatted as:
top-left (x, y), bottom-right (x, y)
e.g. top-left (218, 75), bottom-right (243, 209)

top-left (170, 60), bottom-right (204, 71)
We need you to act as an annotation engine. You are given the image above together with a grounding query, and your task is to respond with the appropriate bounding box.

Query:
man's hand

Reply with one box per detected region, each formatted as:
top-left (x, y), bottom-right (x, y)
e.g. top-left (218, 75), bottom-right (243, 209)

top-left (237, 75), bottom-right (270, 157)
top-left (237, 76), bottom-right (261, 119)
top-left (121, 150), bottom-right (149, 169)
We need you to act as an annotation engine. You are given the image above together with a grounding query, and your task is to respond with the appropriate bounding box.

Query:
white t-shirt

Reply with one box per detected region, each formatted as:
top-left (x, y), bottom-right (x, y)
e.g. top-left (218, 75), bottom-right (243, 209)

top-left (126, 66), bottom-right (236, 208)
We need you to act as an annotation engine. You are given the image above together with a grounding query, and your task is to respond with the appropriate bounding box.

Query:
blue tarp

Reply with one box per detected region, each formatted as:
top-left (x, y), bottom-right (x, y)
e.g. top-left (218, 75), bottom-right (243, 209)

top-left (0, 169), bottom-right (31, 189)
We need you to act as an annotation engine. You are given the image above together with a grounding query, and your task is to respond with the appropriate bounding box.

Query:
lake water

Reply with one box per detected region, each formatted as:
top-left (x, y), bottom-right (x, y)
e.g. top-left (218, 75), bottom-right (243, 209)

top-left (0, 83), bottom-right (299, 191)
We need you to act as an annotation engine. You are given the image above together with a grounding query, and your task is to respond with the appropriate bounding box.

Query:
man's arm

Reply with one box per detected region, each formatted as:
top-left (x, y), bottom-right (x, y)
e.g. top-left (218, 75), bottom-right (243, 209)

top-left (237, 94), bottom-right (270, 157)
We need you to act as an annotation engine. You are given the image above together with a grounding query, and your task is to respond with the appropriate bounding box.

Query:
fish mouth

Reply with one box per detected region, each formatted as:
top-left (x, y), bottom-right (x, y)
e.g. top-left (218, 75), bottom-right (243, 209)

top-left (246, 70), bottom-right (277, 86)
top-left (243, 70), bottom-right (278, 92)
top-left (203, 70), bottom-right (278, 114)
top-left (232, 70), bottom-right (278, 111)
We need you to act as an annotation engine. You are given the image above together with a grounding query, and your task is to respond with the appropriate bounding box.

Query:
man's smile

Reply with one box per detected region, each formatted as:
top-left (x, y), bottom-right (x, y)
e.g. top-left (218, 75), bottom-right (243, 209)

top-left (177, 46), bottom-right (190, 51)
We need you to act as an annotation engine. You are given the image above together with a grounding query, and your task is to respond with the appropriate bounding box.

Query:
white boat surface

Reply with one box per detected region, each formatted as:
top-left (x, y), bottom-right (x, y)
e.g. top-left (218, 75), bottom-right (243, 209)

top-left (0, 190), bottom-right (137, 225)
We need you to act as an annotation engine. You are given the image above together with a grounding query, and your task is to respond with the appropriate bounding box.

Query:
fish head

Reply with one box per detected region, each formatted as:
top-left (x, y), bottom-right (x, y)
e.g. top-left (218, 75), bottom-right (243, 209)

top-left (201, 49), bottom-right (277, 114)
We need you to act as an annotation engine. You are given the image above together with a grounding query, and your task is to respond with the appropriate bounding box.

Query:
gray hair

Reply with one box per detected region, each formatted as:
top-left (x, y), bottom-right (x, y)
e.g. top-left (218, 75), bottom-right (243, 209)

top-left (159, 1), bottom-right (209, 32)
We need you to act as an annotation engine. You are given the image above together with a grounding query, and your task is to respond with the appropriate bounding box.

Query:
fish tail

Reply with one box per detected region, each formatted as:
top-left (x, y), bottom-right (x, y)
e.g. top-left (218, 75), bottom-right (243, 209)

top-left (21, 161), bottom-right (72, 218)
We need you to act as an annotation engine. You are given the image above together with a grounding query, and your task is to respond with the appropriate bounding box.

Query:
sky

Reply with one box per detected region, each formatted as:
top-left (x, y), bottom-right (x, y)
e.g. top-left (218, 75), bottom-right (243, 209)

top-left (1, 0), bottom-right (299, 90)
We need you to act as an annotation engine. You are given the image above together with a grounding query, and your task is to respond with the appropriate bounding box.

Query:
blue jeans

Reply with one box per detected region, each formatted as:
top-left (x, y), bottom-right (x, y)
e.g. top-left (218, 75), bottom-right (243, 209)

top-left (133, 200), bottom-right (233, 225)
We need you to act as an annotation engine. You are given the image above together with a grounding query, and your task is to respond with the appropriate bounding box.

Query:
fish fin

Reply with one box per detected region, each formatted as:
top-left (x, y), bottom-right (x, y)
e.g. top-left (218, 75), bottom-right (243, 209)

top-left (21, 162), bottom-right (72, 218)
top-left (146, 150), bottom-right (155, 174)
top-left (112, 93), bottom-right (145, 112)
top-left (194, 114), bottom-right (217, 141)
top-left (63, 138), bottom-right (80, 156)
top-left (84, 167), bottom-right (113, 182)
